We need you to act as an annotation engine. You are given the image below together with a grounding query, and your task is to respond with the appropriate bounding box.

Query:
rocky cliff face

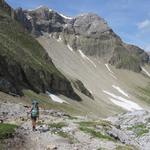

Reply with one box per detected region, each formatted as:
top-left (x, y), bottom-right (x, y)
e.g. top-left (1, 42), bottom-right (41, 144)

top-left (15, 6), bottom-right (149, 72)
top-left (0, 2), bottom-right (81, 101)
top-left (15, 7), bottom-right (66, 36)
top-left (72, 80), bottom-right (94, 100)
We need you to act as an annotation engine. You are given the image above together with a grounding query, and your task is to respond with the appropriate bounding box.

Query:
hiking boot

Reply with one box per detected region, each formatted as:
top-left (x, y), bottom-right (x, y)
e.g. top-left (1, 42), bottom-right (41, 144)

top-left (32, 126), bottom-right (37, 131)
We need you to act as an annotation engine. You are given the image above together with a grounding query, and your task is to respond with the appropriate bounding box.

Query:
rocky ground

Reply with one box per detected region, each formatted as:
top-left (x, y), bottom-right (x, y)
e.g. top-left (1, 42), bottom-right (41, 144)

top-left (0, 101), bottom-right (150, 150)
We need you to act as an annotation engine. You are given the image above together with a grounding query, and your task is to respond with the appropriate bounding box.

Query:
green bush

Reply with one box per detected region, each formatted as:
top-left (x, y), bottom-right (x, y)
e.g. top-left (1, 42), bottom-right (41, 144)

top-left (0, 123), bottom-right (18, 139)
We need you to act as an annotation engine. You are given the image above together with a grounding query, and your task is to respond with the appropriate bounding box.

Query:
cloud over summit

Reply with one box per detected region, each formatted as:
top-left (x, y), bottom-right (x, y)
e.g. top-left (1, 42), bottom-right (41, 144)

top-left (138, 19), bottom-right (150, 30)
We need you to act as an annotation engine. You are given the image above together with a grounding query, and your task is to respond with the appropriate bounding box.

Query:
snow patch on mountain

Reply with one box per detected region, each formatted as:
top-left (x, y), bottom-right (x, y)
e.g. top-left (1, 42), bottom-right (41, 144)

top-left (109, 73), bottom-right (117, 80)
top-left (76, 35), bottom-right (79, 39)
top-left (26, 15), bottom-right (32, 20)
top-left (78, 50), bottom-right (85, 58)
top-left (105, 64), bottom-right (117, 79)
top-left (142, 67), bottom-right (150, 77)
top-left (46, 92), bottom-right (69, 104)
top-left (28, 5), bottom-right (45, 11)
top-left (88, 89), bottom-right (93, 94)
top-left (57, 36), bottom-right (62, 42)
top-left (28, 6), bottom-right (53, 12)
top-left (105, 64), bottom-right (114, 74)
top-left (67, 45), bottom-right (73, 52)
top-left (64, 24), bottom-right (68, 28)
top-left (112, 85), bottom-right (129, 97)
top-left (78, 50), bottom-right (96, 68)
top-left (59, 13), bottom-right (72, 20)
top-left (103, 90), bottom-right (142, 111)
top-left (49, 34), bottom-right (52, 38)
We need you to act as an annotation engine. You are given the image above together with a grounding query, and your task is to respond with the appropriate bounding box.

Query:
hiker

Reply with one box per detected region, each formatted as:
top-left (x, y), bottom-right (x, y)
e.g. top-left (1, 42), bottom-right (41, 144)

top-left (30, 100), bottom-right (39, 131)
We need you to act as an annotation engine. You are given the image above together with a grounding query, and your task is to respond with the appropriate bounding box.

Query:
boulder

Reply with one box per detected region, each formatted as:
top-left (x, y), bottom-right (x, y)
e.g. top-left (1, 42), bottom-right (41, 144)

top-left (46, 144), bottom-right (57, 150)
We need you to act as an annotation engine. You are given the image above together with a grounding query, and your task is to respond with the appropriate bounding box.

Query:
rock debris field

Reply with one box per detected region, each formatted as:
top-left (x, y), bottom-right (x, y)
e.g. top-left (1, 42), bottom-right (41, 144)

top-left (0, 102), bottom-right (150, 150)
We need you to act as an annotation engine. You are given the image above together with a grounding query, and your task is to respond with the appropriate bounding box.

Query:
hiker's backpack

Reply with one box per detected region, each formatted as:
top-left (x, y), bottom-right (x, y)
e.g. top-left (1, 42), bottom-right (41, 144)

top-left (31, 101), bottom-right (38, 117)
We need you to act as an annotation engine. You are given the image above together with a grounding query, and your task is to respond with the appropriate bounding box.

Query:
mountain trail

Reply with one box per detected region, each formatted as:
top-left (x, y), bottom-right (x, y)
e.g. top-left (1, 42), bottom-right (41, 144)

top-left (1, 101), bottom-right (146, 150)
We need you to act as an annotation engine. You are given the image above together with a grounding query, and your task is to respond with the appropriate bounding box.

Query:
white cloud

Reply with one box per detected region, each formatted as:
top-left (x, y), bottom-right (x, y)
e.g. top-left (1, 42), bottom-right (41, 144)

top-left (137, 19), bottom-right (150, 30)
top-left (144, 44), bottom-right (150, 51)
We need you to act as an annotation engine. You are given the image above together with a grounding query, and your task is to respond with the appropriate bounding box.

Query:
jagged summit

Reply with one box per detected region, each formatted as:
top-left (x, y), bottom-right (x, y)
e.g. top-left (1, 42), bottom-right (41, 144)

top-left (68, 12), bottom-right (111, 36)
top-left (75, 12), bottom-right (105, 21)
top-left (14, 5), bottom-right (149, 72)
top-left (28, 5), bottom-right (49, 11)
top-left (28, 5), bottom-right (72, 20)
top-left (14, 5), bottom-right (110, 37)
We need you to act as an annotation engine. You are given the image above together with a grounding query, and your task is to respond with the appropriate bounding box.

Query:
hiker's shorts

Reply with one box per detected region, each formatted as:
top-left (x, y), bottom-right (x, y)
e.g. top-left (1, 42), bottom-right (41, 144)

top-left (31, 116), bottom-right (37, 121)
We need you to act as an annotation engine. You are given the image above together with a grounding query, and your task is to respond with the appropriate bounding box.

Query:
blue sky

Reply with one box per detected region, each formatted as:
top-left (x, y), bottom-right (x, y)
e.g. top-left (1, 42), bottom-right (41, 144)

top-left (6, 0), bottom-right (150, 51)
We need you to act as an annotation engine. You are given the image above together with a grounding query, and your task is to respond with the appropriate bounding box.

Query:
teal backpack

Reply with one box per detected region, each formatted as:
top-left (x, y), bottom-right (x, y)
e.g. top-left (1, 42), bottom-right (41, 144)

top-left (31, 101), bottom-right (39, 117)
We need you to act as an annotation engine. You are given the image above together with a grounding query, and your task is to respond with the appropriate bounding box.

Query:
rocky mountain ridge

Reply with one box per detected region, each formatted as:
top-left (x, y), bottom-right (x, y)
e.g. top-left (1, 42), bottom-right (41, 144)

top-left (15, 6), bottom-right (149, 72)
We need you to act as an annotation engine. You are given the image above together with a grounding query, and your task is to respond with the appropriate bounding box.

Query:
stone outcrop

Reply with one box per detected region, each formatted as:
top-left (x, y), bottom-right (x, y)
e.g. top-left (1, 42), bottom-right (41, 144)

top-left (107, 110), bottom-right (150, 150)
top-left (72, 80), bottom-right (94, 99)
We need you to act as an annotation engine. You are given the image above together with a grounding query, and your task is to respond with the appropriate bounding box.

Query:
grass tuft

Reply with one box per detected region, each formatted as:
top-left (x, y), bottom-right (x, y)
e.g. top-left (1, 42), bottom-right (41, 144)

top-left (0, 123), bottom-right (18, 139)
top-left (48, 122), bottom-right (66, 129)
top-left (78, 120), bottom-right (112, 126)
top-left (116, 145), bottom-right (137, 150)
top-left (78, 120), bottom-right (114, 141)
top-left (79, 126), bottom-right (114, 141)
top-left (127, 124), bottom-right (149, 137)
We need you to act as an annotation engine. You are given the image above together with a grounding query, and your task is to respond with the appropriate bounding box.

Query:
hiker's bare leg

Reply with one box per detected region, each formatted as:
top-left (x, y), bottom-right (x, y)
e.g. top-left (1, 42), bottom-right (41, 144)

top-left (32, 119), bottom-right (36, 130)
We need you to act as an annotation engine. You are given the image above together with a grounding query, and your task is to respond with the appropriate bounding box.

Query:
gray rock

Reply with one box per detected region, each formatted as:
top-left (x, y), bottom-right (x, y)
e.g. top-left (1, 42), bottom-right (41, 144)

top-left (16, 6), bottom-right (149, 73)
top-left (72, 80), bottom-right (94, 99)
top-left (46, 144), bottom-right (57, 150)
top-left (0, 102), bottom-right (27, 119)
top-left (67, 13), bottom-right (110, 37)
top-left (107, 126), bottom-right (139, 146)
top-left (36, 124), bottom-right (49, 133)
top-left (107, 110), bottom-right (150, 150)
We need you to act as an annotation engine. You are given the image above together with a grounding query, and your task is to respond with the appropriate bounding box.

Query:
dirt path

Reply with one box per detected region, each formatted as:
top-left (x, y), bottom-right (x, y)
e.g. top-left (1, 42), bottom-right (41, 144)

top-left (18, 117), bottom-right (117, 150)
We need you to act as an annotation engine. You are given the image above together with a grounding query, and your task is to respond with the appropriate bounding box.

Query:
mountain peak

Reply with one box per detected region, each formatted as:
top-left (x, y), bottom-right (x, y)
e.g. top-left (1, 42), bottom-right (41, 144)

top-left (28, 5), bottom-right (49, 12)
top-left (14, 4), bottom-right (149, 72)
top-left (77, 12), bottom-right (102, 18)
top-left (67, 12), bottom-right (110, 36)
